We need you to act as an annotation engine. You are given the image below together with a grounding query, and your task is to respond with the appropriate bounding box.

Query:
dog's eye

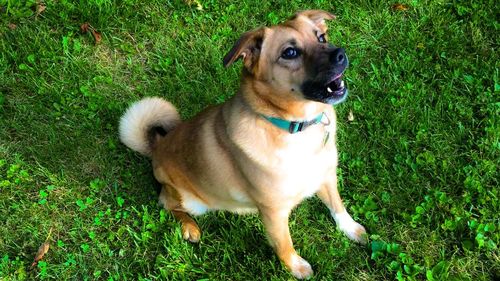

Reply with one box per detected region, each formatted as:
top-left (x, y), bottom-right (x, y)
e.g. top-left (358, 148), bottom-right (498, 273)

top-left (318, 34), bottom-right (327, 43)
top-left (281, 47), bottom-right (300, 59)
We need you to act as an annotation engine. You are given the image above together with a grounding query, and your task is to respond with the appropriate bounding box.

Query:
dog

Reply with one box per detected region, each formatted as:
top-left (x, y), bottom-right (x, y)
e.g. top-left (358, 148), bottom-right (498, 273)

top-left (119, 10), bottom-right (366, 279)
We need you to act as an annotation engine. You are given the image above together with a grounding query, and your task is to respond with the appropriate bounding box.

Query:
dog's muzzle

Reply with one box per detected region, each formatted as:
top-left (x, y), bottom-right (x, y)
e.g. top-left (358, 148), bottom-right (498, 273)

top-left (301, 47), bottom-right (349, 105)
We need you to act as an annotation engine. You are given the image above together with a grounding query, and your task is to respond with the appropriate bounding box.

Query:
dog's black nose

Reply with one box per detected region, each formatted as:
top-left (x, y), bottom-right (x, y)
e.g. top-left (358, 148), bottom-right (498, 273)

top-left (330, 48), bottom-right (346, 66)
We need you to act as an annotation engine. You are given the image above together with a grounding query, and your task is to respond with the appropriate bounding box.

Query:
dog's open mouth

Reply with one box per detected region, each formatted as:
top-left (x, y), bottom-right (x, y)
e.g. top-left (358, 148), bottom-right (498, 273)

top-left (301, 69), bottom-right (348, 105)
top-left (325, 73), bottom-right (346, 97)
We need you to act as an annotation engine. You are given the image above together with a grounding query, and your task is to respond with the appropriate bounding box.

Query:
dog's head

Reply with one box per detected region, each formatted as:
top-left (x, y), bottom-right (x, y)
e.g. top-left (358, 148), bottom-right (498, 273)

top-left (223, 10), bottom-right (348, 106)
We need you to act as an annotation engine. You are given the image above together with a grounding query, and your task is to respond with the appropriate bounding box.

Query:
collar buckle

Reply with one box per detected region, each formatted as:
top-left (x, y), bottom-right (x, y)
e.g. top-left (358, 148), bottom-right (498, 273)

top-left (289, 121), bottom-right (304, 134)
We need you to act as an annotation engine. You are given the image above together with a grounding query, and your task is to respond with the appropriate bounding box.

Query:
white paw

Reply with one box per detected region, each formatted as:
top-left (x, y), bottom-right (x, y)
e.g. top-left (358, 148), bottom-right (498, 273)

top-left (289, 254), bottom-right (313, 279)
top-left (333, 211), bottom-right (367, 244)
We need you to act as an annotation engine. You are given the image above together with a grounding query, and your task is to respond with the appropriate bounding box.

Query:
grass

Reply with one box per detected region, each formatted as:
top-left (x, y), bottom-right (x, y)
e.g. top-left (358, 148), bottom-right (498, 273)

top-left (0, 0), bottom-right (498, 280)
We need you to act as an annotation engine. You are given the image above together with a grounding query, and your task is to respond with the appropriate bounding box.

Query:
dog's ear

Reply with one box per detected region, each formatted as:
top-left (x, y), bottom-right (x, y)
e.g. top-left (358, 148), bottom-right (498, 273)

top-left (223, 28), bottom-right (265, 70)
top-left (295, 10), bottom-right (336, 31)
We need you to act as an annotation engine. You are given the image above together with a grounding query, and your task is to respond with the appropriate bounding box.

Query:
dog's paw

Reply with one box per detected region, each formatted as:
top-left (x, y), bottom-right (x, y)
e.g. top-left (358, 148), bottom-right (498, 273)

top-left (333, 211), bottom-right (368, 244)
top-left (287, 254), bottom-right (313, 279)
top-left (181, 222), bottom-right (201, 243)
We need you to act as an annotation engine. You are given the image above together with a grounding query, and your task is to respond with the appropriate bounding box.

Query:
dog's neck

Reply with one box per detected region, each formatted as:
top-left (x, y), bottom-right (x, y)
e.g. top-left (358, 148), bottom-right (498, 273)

top-left (239, 78), bottom-right (330, 121)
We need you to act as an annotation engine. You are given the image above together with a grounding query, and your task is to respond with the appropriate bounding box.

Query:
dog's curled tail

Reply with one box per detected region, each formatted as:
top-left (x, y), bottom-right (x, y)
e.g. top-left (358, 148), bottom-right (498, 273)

top-left (119, 97), bottom-right (180, 157)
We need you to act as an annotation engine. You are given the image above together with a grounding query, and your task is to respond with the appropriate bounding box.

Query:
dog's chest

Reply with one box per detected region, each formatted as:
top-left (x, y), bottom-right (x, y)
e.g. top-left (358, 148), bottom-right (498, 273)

top-left (270, 131), bottom-right (337, 197)
top-left (227, 106), bottom-right (338, 205)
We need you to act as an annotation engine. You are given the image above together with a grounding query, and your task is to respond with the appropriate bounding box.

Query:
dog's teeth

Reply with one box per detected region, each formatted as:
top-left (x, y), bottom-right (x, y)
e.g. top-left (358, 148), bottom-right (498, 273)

top-left (340, 81), bottom-right (344, 87)
top-left (327, 87), bottom-right (333, 93)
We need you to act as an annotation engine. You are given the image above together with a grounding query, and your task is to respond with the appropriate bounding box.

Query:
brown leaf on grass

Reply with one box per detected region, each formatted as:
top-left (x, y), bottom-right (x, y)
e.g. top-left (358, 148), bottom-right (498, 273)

top-left (31, 242), bottom-right (50, 267)
top-left (392, 3), bottom-right (409, 11)
top-left (36, 2), bottom-right (46, 17)
top-left (80, 22), bottom-right (90, 33)
top-left (91, 30), bottom-right (102, 44)
top-left (80, 23), bottom-right (102, 44)
top-left (8, 23), bottom-right (17, 30)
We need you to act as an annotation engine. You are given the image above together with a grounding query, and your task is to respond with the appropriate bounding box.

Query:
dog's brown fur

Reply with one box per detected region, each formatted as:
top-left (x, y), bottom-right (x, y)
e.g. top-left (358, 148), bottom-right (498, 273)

top-left (119, 10), bottom-right (366, 279)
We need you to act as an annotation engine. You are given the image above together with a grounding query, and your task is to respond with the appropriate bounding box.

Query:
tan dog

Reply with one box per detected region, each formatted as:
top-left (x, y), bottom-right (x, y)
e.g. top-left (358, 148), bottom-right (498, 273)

top-left (119, 10), bottom-right (366, 279)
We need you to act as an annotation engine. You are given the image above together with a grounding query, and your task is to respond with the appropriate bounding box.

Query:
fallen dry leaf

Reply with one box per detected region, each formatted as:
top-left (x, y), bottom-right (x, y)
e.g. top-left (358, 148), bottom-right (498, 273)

top-left (348, 110), bottom-right (355, 122)
top-left (80, 22), bottom-right (90, 33)
top-left (36, 2), bottom-right (46, 17)
top-left (91, 30), bottom-right (102, 44)
top-left (80, 23), bottom-right (102, 44)
top-left (8, 23), bottom-right (17, 30)
top-left (392, 3), bottom-right (409, 11)
top-left (184, 0), bottom-right (203, 10)
top-left (31, 242), bottom-right (50, 267)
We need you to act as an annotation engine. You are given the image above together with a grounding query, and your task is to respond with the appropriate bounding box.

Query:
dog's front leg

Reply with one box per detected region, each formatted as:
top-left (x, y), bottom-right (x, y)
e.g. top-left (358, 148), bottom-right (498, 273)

top-left (317, 174), bottom-right (367, 244)
top-left (260, 207), bottom-right (313, 279)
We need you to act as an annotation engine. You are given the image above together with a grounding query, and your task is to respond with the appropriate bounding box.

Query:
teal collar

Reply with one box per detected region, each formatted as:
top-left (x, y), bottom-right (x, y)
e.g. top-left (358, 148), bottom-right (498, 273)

top-left (261, 112), bottom-right (326, 134)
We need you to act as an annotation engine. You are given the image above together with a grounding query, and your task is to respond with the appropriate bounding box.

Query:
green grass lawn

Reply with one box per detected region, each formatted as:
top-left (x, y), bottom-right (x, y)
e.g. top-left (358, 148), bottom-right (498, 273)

top-left (1, 0), bottom-right (498, 280)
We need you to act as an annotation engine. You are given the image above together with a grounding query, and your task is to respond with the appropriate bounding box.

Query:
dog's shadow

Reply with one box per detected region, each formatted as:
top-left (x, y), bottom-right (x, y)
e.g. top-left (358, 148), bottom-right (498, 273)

top-left (197, 212), bottom-right (272, 256)
top-left (153, 178), bottom-right (275, 259)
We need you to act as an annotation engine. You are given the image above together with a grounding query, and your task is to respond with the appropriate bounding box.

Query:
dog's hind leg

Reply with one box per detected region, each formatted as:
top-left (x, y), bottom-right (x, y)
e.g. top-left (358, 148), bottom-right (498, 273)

top-left (317, 174), bottom-right (367, 244)
top-left (159, 185), bottom-right (201, 243)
